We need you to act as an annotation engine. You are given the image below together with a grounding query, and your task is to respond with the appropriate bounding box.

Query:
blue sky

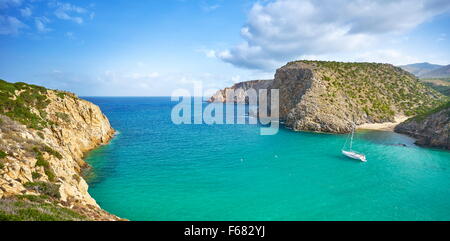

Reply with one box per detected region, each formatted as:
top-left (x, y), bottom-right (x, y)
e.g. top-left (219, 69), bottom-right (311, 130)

top-left (1, 0), bottom-right (450, 96)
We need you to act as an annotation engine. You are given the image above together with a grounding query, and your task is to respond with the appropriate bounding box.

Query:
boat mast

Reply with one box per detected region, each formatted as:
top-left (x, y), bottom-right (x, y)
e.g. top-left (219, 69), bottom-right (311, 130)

top-left (350, 123), bottom-right (355, 151)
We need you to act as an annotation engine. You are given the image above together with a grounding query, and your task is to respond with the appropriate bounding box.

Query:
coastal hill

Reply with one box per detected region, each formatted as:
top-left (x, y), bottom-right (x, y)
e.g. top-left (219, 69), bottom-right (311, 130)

top-left (420, 65), bottom-right (450, 79)
top-left (395, 101), bottom-right (450, 149)
top-left (0, 80), bottom-right (120, 220)
top-left (399, 62), bottom-right (444, 77)
top-left (209, 61), bottom-right (448, 133)
top-left (399, 63), bottom-right (450, 97)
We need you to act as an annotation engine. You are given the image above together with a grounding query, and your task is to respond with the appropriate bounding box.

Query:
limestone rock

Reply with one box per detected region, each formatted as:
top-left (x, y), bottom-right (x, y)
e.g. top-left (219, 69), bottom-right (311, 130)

top-left (0, 84), bottom-right (118, 220)
top-left (209, 61), bottom-right (447, 134)
top-left (395, 103), bottom-right (450, 149)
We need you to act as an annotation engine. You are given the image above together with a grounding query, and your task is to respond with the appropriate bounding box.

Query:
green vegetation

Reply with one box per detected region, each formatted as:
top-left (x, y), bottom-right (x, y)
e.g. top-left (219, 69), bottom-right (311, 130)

top-left (32, 172), bottom-right (42, 180)
top-left (0, 196), bottom-right (88, 221)
top-left (32, 146), bottom-right (62, 182)
top-left (410, 100), bottom-right (450, 122)
top-left (421, 78), bottom-right (450, 96)
top-left (23, 182), bottom-right (61, 199)
top-left (0, 79), bottom-right (50, 129)
top-left (56, 112), bottom-right (70, 122)
top-left (0, 150), bottom-right (6, 169)
top-left (0, 79), bottom-right (75, 130)
top-left (287, 61), bottom-right (448, 121)
top-left (56, 92), bottom-right (66, 99)
top-left (0, 150), bottom-right (6, 159)
top-left (420, 77), bottom-right (450, 82)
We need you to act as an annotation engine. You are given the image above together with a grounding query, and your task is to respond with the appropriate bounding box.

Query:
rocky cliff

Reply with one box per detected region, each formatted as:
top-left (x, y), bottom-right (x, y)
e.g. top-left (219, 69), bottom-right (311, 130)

top-left (209, 61), bottom-right (448, 133)
top-left (0, 80), bottom-right (119, 220)
top-left (395, 102), bottom-right (450, 149)
top-left (208, 79), bottom-right (273, 103)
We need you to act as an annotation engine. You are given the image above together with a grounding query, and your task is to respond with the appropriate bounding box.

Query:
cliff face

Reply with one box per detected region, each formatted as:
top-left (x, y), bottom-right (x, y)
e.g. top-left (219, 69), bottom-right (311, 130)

top-left (0, 80), bottom-right (119, 220)
top-left (209, 79), bottom-right (272, 103)
top-left (395, 102), bottom-right (450, 149)
top-left (210, 61), bottom-right (447, 133)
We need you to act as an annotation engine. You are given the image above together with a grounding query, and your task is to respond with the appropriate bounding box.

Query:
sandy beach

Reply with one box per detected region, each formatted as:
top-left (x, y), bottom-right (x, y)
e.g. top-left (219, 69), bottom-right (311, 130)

top-left (357, 115), bottom-right (409, 131)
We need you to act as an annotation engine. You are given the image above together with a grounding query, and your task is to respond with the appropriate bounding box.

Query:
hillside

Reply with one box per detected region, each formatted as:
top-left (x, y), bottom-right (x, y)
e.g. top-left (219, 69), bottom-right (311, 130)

top-left (0, 79), bottom-right (119, 220)
top-left (210, 61), bottom-right (448, 133)
top-left (421, 78), bottom-right (450, 96)
top-left (399, 62), bottom-right (443, 77)
top-left (395, 101), bottom-right (450, 149)
top-left (420, 65), bottom-right (450, 78)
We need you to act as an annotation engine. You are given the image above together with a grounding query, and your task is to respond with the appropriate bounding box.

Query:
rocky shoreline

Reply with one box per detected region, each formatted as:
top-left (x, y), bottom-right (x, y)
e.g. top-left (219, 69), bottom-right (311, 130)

top-left (209, 61), bottom-right (449, 149)
top-left (210, 61), bottom-right (446, 134)
top-left (0, 80), bottom-right (121, 220)
top-left (395, 102), bottom-right (450, 149)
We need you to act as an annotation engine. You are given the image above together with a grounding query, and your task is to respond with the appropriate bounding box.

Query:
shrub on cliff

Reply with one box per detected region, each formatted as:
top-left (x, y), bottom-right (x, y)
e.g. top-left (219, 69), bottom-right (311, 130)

top-left (0, 196), bottom-right (88, 221)
top-left (0, 80), bottom-right (50, 129)
top-left (23, 182), bottom-right (61, 199)
top-left (0, 150), bottom-right (6, 159)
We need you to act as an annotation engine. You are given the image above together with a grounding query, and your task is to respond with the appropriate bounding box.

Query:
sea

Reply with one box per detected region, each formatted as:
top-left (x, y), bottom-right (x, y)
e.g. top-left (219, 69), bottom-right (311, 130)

top-left (82, 97), bottom-right (450, 221)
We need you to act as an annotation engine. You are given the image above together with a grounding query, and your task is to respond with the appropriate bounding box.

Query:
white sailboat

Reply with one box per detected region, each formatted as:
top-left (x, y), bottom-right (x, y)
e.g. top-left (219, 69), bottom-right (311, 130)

top-left (342, 124), bottom-right (367, 162)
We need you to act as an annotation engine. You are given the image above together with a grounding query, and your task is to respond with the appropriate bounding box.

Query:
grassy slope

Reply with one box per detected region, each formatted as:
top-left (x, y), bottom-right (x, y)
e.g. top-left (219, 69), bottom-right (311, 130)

top-left (0, 195), bottom-right (89, 221)
top-left (408, 100), bottom-right (450, 122)
top-left (0, 79), bottom-right (73, 130)
top-left (420, 78), bottom-right (450, 96)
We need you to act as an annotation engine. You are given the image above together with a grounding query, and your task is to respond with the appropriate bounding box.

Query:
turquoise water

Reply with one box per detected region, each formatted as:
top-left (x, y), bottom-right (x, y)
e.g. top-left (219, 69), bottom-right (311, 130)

top-left (83, 97), bottom-right (450, 221)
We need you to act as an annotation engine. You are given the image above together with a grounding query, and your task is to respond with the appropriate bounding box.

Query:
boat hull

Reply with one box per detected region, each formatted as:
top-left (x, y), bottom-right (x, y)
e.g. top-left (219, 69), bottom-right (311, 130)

top-left (342, 150), bottom-right (367, 162)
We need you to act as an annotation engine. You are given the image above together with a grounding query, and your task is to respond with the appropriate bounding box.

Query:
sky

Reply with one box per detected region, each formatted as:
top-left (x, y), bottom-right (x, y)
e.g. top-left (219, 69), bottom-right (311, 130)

top-left (1, 0), bottom-right (450, 96)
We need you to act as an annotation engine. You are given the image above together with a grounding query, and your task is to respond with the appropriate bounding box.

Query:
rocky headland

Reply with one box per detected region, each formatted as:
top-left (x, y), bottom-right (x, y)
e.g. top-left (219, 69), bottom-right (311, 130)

top-left (395, 101), bottom-right (449, 149)
top-left (210, 61), bottom-right (447, 134)
top-left (0, 80), bottom-right (121, 220)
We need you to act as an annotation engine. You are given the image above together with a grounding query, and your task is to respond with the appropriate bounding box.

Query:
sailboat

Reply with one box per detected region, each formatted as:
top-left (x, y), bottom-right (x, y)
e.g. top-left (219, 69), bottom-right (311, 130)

top-left (342, 124), bottom-right (367, 162)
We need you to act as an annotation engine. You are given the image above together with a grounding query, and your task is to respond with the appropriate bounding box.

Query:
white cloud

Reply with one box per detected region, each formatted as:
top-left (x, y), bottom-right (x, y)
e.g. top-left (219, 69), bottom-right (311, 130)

top-left (0, 15), bottom-right (26, 35)
top-left (218, 0), bottom-right (450, 70)
top-left (205, 50), bottom-right (216, 58)
top-left (201, 4), bottom-right (220, 12)
top-left (0, 0), bottom-right (22, 9)
top-left (231, 75), bottom-right (241, 83)
top-left (437, 33), bottom-right (447, 42)
top-left (51, 1), bottom-right (90, 24)
top-left (127, 72), bottom-right (161, 79)
top-left (35, 16), bottom-right (51, 33)
top-left (0, 1), bottom-right (95, 35)
top-left (65, 31), bottom-right (74, 39)
top-left (355, 50), bottom-right (421, 65)
top-left (20, 7), bottom-right (32, 17)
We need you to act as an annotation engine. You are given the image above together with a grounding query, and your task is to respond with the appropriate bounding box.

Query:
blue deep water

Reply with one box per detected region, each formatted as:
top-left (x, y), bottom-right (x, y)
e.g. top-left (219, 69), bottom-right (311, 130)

top-left (83, 97), bottom-right (450, 221)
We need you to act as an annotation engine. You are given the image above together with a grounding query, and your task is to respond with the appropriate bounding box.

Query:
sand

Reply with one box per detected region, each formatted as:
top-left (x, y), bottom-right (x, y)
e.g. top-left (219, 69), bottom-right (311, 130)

top-left (357, 115), bottom-right (409, 131)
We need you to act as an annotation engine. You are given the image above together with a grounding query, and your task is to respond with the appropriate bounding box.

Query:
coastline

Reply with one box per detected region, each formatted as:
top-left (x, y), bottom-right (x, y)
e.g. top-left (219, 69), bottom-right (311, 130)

top-left (81, 130), bottom-right (124, 220)
top-left (356, 115), bottom-right (409, 132)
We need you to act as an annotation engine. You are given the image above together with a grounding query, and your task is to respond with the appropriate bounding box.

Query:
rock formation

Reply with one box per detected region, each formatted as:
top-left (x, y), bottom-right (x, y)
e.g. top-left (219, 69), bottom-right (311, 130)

top-left (209, 61), bottom-right (447, 133)
top-left (395, 102), bottom-right (450, 149)
top-left (0, 80), bottom-right (120, 220)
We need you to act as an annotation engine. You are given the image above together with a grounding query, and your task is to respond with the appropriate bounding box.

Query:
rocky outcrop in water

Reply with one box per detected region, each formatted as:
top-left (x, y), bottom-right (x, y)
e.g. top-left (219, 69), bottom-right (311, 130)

top-left (395, 102), bottom-right (450, 149)
top-left (209, 61), bottom-right (447, 133)
top-left (0, 80), bottom-right (119, 220)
